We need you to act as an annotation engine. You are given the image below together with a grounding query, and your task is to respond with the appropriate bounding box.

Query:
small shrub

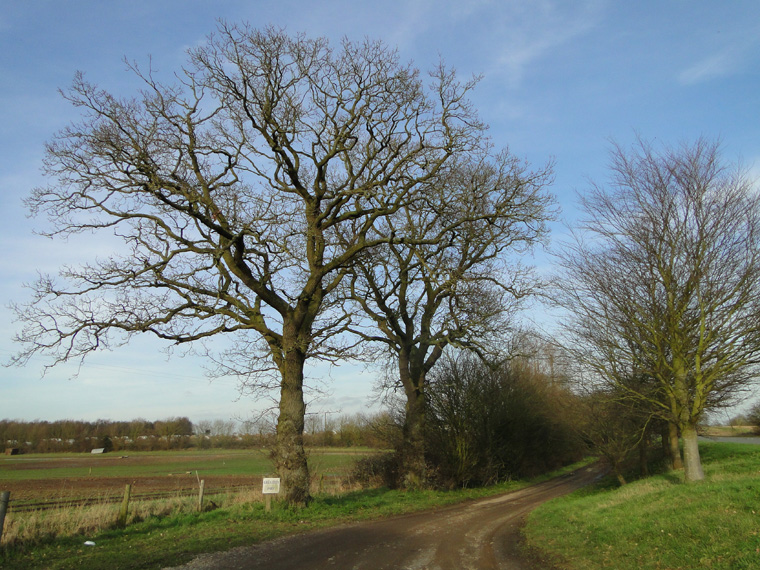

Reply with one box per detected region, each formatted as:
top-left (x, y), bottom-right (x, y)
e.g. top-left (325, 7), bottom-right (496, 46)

top-left (746, 402), bottom-right (760, 434)
top-left (348, 453), bottom-right (399, 489)
top-left (424, 355), bottom-right (586, 488)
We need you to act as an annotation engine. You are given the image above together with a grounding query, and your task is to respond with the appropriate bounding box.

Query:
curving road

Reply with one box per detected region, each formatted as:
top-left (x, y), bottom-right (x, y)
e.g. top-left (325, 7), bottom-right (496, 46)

top-left (167, 464), bottom-right (601, 570)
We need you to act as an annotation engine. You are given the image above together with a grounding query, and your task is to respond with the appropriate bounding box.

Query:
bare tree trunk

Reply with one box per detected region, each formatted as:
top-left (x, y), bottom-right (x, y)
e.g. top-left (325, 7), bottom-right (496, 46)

top-left (681, 422), bottom-right (705, 482)
top-left (638, 431), bottom-right (649, 477)
top-left (661, 421), bottom-right (673, 470)
top-left (396, 348), bottom-right (428, 489)
top-left (400, 383), bottom-right (427, 489)
top-left (672, 366), bottom-right (690, 475)
top-left (609, 458), bottom-right (627, 486)
top-left (274, 347), bottom-right (310, 506)
top-left (668, 420), bottom-right (684, 471)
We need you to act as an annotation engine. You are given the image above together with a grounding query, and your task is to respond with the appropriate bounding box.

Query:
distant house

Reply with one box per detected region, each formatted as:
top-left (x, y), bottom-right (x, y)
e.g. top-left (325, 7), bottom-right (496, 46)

top-left (4, 448), bottom-right (20, 456)
top-left (90, 447), bottom-right (106, 454)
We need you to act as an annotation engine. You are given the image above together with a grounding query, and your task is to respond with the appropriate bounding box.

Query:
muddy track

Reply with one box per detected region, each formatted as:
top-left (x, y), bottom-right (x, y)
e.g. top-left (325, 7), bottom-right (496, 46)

top-left (167, 464), bottom-right (601, 570)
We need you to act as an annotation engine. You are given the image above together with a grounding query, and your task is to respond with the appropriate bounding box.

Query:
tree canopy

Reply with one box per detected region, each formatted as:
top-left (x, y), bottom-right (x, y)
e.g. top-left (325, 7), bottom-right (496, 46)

top-left (12, 23), bottom-right (489, 505)
top-left (555, 137), bottom-right (760, 481)
top-left (344, 150), bottom-right (554, 486)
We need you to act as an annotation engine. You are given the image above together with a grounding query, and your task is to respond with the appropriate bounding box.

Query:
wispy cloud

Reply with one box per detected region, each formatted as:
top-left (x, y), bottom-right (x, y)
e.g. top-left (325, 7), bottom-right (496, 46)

top-left (678, 34), bottom-right (759, 85)
top-left (487, 0), bottom-right (606, 87)
top-left (679, 48), bottom-right (741, 85)
top-left (383, 0), bottom-right (439, 52)
top-left (350, 0), bottom-right (606, 86)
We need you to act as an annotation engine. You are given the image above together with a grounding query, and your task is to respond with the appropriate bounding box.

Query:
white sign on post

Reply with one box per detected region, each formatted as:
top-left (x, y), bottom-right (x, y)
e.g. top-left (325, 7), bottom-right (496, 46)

top-left (262, 477), bottom-right (281, 495)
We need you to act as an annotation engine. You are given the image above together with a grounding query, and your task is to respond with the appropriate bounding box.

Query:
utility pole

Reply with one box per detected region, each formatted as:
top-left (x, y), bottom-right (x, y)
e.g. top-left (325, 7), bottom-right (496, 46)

top-left (323, 411), bottom-right (338, 433)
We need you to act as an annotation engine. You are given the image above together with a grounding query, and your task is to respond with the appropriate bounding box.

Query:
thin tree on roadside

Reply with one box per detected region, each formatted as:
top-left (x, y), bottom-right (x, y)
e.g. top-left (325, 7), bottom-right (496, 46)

top-left (555, 137), bottom-right (760, 481)
top-left (345, 151), bottom-right (554, 487)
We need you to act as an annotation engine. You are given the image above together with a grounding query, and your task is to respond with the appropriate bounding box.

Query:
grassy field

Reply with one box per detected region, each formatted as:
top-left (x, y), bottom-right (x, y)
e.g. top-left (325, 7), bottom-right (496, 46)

top-left (0, 449), bottom-right (271, 481)
top-left (524, 441), bottom-right (760, 569)
top-left (0, 447), bottom-right (366, 481)
top-left (0, 447), bottom-right (370, 505)
top-left (700, 424), bottom-right (758, 437)
top-left (0, 446), bottom-right (380, 561)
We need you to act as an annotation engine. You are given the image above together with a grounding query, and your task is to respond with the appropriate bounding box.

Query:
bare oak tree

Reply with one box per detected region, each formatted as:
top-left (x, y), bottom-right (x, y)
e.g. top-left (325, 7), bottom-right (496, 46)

top-left (344, 150), bottom-right (554, 487)
top-left (11, 23), bottom-right (486, 505)
top-left (555, 137), bottom-right (760, 481)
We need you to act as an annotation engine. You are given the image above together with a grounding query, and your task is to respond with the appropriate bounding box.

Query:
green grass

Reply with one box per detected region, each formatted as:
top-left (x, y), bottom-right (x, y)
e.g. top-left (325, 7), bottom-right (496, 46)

top-left (0, 448), bottom-right (369, 482)
top-left (0, 450), bottom-right (269, 481)
top-left (524, 441), bottom-right (760, 569)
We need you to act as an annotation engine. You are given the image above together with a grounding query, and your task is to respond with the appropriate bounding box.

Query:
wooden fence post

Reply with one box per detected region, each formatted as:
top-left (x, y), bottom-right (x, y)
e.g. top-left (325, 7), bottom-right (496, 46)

top-left (0, 491), bottom-right (10, 545)
top-left (117, 484), bottom-right (131, 527)
top-left (198, 479), bottom-right (205, 512)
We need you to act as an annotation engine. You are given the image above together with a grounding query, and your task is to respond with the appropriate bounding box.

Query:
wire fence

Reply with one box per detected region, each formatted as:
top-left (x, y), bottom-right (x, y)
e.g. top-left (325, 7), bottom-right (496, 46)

top-left (6, 483), bottom-right (262, 514)
top-left (2, 473), bottom-right (348, 514)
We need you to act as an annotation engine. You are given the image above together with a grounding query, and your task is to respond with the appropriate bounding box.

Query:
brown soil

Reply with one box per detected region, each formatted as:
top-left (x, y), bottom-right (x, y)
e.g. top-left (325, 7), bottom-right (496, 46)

top-left (3, 474), bottom-right (258, 503)
top-left (0, 453), bottom-right (261, 503)
top-left (166, 464), bottom-right (602, 570)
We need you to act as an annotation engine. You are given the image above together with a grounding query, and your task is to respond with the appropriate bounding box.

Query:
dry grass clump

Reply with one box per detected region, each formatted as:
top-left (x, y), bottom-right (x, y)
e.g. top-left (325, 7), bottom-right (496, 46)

top-left (1, 476), bottom-right (361, 548)
top-left (3, 501), bottom-right (120, 546)
top-left (3, 493), bottom-right (214, 547)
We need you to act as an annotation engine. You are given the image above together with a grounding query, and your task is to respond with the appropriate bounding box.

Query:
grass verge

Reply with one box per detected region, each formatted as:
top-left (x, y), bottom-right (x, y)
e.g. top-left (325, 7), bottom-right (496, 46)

top-left (524, 441), bottom-right (760, 570)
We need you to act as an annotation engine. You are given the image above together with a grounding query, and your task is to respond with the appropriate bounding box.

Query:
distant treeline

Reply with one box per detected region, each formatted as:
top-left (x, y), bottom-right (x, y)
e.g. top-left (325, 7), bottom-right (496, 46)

top-left (1, 413), bottom-right (394, 453)
top-left (1, 417), bottom-right (195, 453)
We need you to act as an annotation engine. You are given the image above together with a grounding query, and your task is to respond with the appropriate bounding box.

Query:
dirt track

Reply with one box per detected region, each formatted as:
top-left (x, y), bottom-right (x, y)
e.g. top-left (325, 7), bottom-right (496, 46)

top-left (167, 464), bottom-right (601, 570)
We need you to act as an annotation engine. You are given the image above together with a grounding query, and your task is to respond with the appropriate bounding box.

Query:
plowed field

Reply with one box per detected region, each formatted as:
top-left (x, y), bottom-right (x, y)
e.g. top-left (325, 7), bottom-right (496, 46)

top-left (0, 449), bottom-right (357, 507)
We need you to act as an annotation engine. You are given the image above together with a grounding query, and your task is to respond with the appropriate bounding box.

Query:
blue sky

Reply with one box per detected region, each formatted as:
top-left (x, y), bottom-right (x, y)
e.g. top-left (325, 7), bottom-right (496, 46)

top-left (2, 1), bottom-right (759, 424)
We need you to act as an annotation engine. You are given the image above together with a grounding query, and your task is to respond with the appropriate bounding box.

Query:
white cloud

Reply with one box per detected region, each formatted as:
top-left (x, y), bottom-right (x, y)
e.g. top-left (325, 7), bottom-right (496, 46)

top-left (383, 0), bottom-right (439, 52)
top-left (487, 1), bottom-right (606, 87)
top-left (678, 33), bottom-right (759, 85)
top-left (679, 48), bottom-right (742, 85)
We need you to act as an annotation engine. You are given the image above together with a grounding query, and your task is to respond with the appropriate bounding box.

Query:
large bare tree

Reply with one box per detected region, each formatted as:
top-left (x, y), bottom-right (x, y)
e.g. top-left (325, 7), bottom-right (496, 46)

top-left (345, 150), bottom-right (554, 487)
top-left (555, 137), bottom-right (760, 481)
top-left (11, 23), bottom-right (486, 505)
